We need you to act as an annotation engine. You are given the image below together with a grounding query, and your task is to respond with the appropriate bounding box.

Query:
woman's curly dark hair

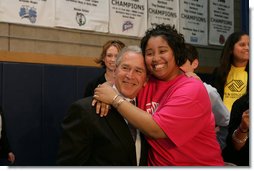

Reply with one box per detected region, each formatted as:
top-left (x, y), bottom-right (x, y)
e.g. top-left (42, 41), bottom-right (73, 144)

top-left (140, 24), bottom-right (186, 66)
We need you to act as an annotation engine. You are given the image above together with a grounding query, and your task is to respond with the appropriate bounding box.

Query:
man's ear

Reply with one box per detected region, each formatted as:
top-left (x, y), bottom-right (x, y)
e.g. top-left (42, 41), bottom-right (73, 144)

top-left (143, 81), bottom-right (147, 87)
top-left (143, 82), bottom-right (147, 87)
top-left (192, 59), bottom-right (199, 70)
top-left (143, 75), bottom-right (150, 87)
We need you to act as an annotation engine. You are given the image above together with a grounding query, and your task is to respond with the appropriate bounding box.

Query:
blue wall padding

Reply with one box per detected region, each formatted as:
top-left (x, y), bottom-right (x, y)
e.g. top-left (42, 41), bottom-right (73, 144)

top-left (0, 62), bottom-right (103, 166)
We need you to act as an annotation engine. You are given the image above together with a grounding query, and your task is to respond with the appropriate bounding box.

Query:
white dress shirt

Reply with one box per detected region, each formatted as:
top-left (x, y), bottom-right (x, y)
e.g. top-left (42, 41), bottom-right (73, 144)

top-left (112, 85), bottom-right (141, 165)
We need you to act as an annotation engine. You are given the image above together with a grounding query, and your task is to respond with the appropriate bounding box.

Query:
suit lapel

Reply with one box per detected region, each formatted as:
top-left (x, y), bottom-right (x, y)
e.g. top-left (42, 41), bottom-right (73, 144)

top-left (105, 108), bottom-right (137, 165)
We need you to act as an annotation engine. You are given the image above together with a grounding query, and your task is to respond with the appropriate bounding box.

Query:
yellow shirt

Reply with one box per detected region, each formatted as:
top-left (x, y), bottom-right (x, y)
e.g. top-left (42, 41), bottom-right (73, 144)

top-left (223, 65), bottom-right (248, 112)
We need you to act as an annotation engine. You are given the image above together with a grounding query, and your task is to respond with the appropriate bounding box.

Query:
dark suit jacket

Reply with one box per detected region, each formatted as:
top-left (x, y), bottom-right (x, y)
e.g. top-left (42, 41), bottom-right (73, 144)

top-left (84, 72), bottom-right (106, 98)
top-left (57, 97), bottom-right (148, 166)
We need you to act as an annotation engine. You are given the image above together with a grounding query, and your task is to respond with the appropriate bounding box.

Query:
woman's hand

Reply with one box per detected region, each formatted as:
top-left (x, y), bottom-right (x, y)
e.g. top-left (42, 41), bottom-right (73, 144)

top-left (240, 109), bottom-right (249, 132)
top-left (93, 83), bottom-right (118, 104)
top-left (92, 82), bottom-right (117, 117)
top-left (92, 98), bottom-right (111, 117)
top-left (232, 109), bottom-right (249, 150)
top-left (185, 72), bottom-right (201, 80)
top-left (8, 152), bottom-right (15, 164)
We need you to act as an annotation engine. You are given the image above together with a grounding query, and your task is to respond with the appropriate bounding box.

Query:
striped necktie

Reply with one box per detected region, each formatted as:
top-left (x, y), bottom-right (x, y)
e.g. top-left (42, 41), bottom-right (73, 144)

top-left (128, 100), bottom-right (137, 141)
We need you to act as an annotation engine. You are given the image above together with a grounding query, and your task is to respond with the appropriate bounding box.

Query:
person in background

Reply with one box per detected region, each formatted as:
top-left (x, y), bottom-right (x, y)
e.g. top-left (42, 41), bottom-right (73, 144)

top-left (222, 82), bottom-right (249, 166)
top-left (57, 46), bottom-right (148, 166)
top-left (210, 32), bottom-right (249, 112)
top-left (0, 106), bottom-right (15, 165)
top-left (93, 24), bottom-right (224, 166)
top-left (180, 43), bottom-right (230, 150)
top-left (84, 40), bottom-right (125, 97)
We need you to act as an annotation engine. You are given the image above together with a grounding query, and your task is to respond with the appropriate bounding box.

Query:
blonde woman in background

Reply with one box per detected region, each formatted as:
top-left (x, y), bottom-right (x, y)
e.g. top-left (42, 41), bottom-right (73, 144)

top-left (84, 40), bottom-right (125, 97)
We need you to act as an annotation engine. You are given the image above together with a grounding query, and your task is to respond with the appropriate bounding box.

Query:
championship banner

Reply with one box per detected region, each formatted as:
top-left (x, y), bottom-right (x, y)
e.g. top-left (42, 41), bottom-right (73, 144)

top-left (179, 0), bottom-right (208, 45)
top-left (55, 0), bottom-right (109, 33)
top-left (0, 0), bottom-right (55, 27)
top-left (109, 0), bottom-right (147, 37)
top-left (209, 0), bottom-right (234, 46)
top-left (147, 0), bottom-right (179, 30)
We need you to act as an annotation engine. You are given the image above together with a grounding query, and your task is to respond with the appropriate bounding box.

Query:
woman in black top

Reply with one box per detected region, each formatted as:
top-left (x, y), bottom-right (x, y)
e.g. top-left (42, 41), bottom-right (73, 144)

top-left (222, 88), bottom-right (249, 166)
top-left (84, 40), bottom-right (125, 97)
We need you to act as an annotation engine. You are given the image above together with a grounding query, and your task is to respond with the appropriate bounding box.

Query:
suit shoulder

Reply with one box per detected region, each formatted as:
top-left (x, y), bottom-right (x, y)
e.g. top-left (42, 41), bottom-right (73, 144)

top-left (66, 96), bottom-right (96, 119)
top-left (74, 96), bottom-right (94, 106)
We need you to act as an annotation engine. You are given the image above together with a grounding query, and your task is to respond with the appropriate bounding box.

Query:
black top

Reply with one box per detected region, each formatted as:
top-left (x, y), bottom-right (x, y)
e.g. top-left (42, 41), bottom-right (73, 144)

top-left (222, 93), bottom-right (249, 166)
top-left (83, 72), bottom-right (106, 98)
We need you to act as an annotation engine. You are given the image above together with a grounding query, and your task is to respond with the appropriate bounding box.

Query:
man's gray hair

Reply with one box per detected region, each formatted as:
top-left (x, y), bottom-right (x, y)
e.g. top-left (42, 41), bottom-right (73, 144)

top-left (116, 45), bottom-right (143, 66)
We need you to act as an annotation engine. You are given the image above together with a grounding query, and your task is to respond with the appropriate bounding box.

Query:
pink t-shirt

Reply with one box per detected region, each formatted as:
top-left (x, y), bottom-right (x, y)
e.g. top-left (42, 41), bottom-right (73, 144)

top-left (137, 74), bottom-right (224, 166)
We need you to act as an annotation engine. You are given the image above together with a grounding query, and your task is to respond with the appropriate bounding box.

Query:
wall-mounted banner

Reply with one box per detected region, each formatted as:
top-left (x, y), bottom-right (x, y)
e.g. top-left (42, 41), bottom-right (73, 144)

top-left (147, 0), bottom-right (179, 30)
top-left (179, 0), bottom-right (208, 45)
top-left (55, 0), bottom-right (109, 33)
top-left (109, 0), bottom-right (147, 37)
top-left (0, 0), bottom-right (55, 27)
top-left (209, 0), bottom-right (234, 46)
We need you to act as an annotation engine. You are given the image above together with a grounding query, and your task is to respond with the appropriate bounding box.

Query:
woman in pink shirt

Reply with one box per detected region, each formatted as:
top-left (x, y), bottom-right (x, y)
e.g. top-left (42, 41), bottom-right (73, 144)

top-left (94, 24), bottom-right (224, 166)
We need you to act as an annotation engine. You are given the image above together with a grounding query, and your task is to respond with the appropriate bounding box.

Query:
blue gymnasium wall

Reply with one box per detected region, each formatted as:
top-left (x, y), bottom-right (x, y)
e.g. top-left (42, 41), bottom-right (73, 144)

top-left (0, 62), bottom-right (103, 166)
top-left (241, 0), bottom-right (249, 34)
top-left (0, 61), bottom-right (212, 166)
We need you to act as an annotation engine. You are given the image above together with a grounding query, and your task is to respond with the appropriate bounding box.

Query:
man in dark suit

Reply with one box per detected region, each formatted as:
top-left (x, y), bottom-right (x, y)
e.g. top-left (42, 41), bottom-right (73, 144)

top-left (57, 45), bottom-right (148, 166)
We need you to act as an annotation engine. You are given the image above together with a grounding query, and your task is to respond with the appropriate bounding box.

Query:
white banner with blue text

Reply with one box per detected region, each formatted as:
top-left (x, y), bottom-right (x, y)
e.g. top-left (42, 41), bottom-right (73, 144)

top-left (55, 0), bottom-right (109, 33)
top-left (147, 0), bottom-right (179, 30)
top-left (179, 0), bottom-right (208, 45)
top-left (209, 0), bottom-right (234, 46)
top-left (109, 0), bottom-right (147, 37)
top-left (0, 0), bottom-right (55, 27)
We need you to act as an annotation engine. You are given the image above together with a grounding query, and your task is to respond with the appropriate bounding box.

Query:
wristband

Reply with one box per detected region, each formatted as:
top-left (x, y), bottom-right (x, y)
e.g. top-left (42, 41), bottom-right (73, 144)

top-left (115, 98), bottom-right (125, 109)
top-left (112, 95), bottom-right (125, 109)
top-left (232, 129), bottom-right (248, 144)
top-left (112, 94), bottom-right (120, 105)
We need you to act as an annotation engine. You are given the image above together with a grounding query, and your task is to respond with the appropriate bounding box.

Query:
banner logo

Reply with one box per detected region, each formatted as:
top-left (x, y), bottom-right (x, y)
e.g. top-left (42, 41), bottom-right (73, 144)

top-left (122, 21), bottom-right (133, 32)
top-left (19, 5), bottom-right (37, 23)
top-left (76, 12), bottom-right (86, 26)
top-left (190, 36), bottom-right (198, 42)
top-left (219, 35), bottom-right (225, 44)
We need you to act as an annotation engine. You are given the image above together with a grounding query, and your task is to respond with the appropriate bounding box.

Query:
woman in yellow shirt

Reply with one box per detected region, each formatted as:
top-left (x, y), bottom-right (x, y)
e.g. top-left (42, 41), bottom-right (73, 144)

top-left (211, 32), bottom-right (249, 112)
